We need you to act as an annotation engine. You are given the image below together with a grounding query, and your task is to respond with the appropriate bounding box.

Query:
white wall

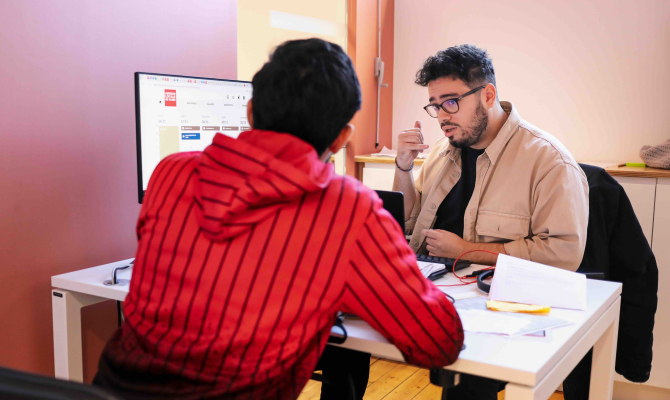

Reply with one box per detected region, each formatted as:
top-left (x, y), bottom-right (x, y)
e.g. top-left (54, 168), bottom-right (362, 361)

top-left (393, 0), bottom-right (670, 163)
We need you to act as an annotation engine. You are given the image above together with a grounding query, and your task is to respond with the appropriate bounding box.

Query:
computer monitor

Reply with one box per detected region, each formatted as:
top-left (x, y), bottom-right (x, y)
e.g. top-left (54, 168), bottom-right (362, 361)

top-left (135, 72), bottom-right (252, 203)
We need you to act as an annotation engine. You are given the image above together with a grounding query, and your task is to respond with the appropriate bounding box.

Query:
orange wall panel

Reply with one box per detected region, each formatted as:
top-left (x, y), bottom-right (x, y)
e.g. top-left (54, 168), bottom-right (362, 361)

top-left (347, 0), bottom-right (394, 178)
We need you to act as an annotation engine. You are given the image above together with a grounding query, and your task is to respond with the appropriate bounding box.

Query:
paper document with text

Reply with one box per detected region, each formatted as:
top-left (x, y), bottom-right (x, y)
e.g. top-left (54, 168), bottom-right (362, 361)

top-left (489, 254), bottom-right (587, 310)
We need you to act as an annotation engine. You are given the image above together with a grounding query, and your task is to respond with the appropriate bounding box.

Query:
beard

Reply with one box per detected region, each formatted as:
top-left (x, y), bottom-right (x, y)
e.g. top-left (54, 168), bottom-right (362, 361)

top-left (444, 101), bottom-right (489, 148)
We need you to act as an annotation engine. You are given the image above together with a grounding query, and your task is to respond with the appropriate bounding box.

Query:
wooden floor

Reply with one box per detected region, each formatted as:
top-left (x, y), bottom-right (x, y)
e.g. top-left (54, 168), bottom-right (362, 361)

top-left (298, 357), bottom-right (565, 400)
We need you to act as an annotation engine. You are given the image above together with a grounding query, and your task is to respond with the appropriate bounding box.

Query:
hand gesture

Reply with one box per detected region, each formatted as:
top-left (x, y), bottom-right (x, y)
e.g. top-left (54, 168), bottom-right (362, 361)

top-left (397, 121), bottom-right (429, 170)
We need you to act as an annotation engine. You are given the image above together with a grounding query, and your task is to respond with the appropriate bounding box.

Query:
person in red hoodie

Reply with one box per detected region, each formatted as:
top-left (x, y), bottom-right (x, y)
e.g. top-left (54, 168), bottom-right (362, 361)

top-left (94, 38), bottom-right (463, 400)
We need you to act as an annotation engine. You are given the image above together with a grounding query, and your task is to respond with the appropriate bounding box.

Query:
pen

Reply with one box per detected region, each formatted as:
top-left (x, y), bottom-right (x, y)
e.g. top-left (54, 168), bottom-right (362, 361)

top-left (617, 163), bottom-right (646, 168)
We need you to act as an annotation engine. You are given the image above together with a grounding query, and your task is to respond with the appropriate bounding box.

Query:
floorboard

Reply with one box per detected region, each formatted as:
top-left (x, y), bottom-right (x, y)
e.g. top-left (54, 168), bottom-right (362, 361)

top-left (298, 357), bottom-right (566, 400)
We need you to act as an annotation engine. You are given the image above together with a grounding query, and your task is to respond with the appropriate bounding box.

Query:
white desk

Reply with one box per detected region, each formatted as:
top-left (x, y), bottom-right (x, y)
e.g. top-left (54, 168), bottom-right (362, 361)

top-left (334, 267), bottom-right (622, 400)
top-left (51, 259), bottom-right (134, 382)
top-left (52, 261), bottom-right (621, 400)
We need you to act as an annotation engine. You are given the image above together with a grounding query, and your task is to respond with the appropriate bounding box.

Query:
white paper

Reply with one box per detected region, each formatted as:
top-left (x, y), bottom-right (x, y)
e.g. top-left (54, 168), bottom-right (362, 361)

top-left (369, 146), bottom-right (396, 157)
top-left (417, 261), bottom-right (445, 279)
top-left (455, 296), bottom-right (572, 336)
top-left (489, 254), bottom-right (587, 310)
top-left (458, 309), bottom-right (531, 335)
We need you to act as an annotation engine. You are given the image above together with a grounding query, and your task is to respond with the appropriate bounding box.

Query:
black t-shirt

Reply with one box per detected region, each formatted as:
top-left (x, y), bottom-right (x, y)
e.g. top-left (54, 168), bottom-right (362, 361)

top-left (433, 146), bottom-right (486, 238)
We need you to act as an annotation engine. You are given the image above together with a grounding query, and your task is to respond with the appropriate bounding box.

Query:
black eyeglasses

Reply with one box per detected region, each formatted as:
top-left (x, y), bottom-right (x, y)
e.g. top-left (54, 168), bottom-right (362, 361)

top-left (423, 85), bottom-right (486, 118)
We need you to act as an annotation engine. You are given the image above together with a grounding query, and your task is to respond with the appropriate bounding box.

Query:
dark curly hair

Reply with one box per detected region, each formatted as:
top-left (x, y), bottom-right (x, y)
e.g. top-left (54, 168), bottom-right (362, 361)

top-left (252, 39), bottom-right (361, 155)
top-left (415, 44), bottom-right (496, 91)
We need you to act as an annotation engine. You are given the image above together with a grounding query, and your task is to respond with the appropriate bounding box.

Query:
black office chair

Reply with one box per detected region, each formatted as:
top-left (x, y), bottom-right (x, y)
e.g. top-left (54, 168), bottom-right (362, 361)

top-left (562, 164), bottom-right (658, 400)
top-left (0, 365), bottom-right (120, 400)
top-left (576, 164), bottom-right (657, 284)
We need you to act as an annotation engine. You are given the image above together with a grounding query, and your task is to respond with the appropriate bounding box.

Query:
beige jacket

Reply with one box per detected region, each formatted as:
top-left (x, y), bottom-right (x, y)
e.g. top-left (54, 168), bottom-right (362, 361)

top-left (407, 102), bottom-right (589, 271)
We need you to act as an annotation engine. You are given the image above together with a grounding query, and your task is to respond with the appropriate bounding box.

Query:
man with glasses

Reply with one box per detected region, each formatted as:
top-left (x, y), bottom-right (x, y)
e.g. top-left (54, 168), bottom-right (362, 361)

top-left (392, 45), bottom-right (589, 398)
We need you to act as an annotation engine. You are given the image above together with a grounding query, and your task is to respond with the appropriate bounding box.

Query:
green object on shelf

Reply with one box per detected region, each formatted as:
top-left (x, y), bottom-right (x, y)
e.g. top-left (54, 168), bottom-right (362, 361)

top-left (626, 162), bottom-right (646, 168)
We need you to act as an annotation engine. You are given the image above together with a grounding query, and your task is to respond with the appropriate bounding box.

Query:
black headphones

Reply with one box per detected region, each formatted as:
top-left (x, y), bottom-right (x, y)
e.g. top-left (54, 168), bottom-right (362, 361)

top-left (477, 269), bottom-right (495, 293)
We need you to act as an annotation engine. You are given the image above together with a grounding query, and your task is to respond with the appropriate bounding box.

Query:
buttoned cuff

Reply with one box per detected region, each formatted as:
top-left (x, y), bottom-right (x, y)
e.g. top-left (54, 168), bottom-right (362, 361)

top-left (503, 240), bottom-right (531, 261)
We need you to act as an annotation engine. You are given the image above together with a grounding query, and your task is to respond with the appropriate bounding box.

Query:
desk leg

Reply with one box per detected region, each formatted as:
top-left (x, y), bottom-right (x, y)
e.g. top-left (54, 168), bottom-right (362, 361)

top-left (503, 382), bottom-right (535, 400)
top-left (504, 297), bottom-right (621, 400)
top-left (52, 289), bottom-right (107, 382)
top-left (589, 305), bottom-right (620, 400)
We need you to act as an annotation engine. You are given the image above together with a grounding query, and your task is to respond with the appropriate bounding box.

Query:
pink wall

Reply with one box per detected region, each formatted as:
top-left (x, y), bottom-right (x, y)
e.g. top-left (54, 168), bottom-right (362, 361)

top-left (0, 0), bottom-right (237, 378)
top-left (392, 0), bottom-right (670, 163)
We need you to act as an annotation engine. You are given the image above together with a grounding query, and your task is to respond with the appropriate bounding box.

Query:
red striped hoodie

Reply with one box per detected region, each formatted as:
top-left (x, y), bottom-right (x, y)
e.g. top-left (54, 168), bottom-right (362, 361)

top-left (100, 130), bottom-right (463, 399)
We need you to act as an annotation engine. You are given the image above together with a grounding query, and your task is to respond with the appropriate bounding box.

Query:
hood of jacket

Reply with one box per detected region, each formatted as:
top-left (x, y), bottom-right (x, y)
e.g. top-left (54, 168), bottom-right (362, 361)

top-left (194, 130), bottom-right (334, 240)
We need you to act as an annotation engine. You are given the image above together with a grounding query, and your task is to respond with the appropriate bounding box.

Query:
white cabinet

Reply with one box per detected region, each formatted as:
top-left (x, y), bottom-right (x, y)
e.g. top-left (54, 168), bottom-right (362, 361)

top-left (611, 176), bottom-right (669, 390)
top-left (362, 162), bottom-right (422, 191)
top-left (647, 178), bottom-right (670, 389)
top-left (362, 163), bottom-right (395, 190)
top-left (613, 176), bottom-right (656, 245)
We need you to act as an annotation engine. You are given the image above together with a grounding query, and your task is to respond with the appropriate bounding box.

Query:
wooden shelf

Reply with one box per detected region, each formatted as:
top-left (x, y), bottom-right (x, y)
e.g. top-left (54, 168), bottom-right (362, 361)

top-left (604, 165), bottom-right (670, 178)
top-left (356, 155), bottom-right (670, 179)
top-left (354, 155), bottom-right (425, 165)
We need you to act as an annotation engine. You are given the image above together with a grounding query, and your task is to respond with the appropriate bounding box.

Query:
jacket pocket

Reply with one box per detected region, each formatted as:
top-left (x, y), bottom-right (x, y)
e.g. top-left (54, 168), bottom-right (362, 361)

top-left (475, 210), bottom-right (530, 241)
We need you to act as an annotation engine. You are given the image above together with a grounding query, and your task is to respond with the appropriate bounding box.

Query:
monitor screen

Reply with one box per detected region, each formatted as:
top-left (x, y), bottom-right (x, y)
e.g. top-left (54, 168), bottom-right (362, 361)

top-left (135, 72), bottom-right (252, 203)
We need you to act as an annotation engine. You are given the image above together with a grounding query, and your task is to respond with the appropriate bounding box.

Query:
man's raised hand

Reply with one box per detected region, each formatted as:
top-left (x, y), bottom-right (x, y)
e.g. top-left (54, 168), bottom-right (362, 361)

top-left (396, 120), bottom-right (429, 170)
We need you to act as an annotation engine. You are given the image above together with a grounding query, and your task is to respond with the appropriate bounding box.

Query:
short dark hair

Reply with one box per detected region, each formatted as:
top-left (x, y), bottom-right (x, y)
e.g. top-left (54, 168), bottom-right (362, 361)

top-left (251, 39), bottom-right (361, 155)
top-left (415, 44), bottom-right (496, 90)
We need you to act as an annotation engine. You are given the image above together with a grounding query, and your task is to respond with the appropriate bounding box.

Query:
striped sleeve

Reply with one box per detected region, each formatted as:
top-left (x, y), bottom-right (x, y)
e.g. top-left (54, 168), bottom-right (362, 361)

top-left (340, 197), bottom-right (464, 368)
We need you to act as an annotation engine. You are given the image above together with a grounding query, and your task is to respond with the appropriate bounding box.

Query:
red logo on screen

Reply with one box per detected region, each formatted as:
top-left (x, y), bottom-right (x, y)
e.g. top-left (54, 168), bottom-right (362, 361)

top-left (165, 89), bottom-right (176, 106)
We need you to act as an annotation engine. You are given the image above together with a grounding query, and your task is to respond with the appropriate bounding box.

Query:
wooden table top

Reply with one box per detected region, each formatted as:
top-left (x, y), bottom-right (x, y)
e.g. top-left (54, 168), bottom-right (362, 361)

top-left (604, 165), bottom-right (670, 178)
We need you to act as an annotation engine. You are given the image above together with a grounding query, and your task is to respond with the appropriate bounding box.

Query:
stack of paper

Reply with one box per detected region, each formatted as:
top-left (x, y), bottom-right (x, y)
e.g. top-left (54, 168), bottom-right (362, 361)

top-left (455, 296), bottom-right (570, 336)
top-left (368, 146), bottom-right (396, 157)
top-left (489, 254), bottom-right (587, 310)
top-left (458, 309), bottom-right (531, 335)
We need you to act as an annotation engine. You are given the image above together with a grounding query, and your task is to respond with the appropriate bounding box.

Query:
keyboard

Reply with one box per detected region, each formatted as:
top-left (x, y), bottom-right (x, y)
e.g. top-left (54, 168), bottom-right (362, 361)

top-left (415, 254), bottom-right (472, 281)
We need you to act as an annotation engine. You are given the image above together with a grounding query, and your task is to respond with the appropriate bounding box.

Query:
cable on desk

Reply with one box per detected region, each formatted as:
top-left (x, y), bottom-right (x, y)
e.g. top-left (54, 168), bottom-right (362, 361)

top-left (112, 265), bottom-right (132, 285)
top-left (436, 250), bottom-right (499, 288)
top-left (117, 302), bottom-right (123, 327)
